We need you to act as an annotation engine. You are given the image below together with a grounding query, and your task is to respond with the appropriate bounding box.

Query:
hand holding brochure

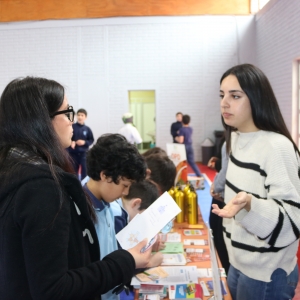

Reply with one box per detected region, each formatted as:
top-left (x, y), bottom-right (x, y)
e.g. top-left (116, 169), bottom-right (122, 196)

top-left (116, 192), bottom-right (181, 250)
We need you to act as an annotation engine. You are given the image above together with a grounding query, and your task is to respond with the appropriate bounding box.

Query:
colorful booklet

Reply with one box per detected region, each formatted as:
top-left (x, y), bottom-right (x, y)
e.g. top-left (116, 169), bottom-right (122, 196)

top-left (159, 242), bottom-right (184, 254)
top-left (169, 283), bottom-right (203, 300)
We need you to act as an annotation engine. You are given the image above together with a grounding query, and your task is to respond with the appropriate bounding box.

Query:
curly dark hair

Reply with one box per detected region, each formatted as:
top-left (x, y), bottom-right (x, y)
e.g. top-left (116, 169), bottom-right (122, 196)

top-left (123, 179), bottom-right (160, 211)
top-left (142, 153), bottom-right (176, 193)
top-left (86, 133), bottom-right (146, 183)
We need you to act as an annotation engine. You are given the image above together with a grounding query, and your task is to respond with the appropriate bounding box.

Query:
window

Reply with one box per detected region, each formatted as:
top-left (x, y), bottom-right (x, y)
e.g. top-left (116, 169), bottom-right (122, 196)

top-left (251, 0), bottom-right (271, 13)
top-left (128, 90), bottom-right (156, 152)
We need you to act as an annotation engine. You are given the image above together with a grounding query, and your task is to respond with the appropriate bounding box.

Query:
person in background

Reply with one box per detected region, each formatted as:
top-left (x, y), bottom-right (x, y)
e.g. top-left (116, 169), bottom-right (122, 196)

top-left (142, 146), bottom-right (167, 157)
top-left (170, 112), bottom-right (183, 143)
top-left (111, 179), bottom-right (166, 255)
top-left (212, 64), bottom-right (300, 300)
top-left (207, 141), bottom-right (230, 274)
top-left (0, 77), bottom-right (152, 300)
top-left (111, 147), bottom-right (174, 253)
top-left (118, 112), bottom-right (142, 145)
top-left (111, 179), bottom-right (160, 235)
top-left (176, 114), bottom-right (202, 178)
top-left (84, 133), bottom-right (163, 300)
top-left (67, 108), bottom-right (94, 179)
top-left (142, 150), bottom-right (176, 194)
top-left (207, 130), bottom-right (225, 172)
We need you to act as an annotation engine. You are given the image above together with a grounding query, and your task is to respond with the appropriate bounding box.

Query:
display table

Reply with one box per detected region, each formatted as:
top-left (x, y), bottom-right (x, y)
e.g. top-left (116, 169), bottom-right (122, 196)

top-left (134, 204), bottom-right (232, 300)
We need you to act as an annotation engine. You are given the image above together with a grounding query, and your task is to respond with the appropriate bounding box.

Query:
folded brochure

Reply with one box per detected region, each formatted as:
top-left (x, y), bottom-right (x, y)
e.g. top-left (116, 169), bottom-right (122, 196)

top-left (116, 192), bottom-right (181, 250)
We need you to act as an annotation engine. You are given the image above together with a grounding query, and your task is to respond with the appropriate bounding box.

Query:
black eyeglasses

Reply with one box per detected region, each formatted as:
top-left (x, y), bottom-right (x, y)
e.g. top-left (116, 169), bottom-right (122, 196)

top-left (51, 106), bottom-right (75, 122)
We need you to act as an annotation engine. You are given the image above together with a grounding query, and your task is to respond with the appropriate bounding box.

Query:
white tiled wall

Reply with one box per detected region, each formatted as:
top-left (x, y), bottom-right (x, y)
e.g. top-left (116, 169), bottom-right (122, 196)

top-left (0, 16), bottom-right (256, 161)
top-left (256, 0), bottom-right (300, 140)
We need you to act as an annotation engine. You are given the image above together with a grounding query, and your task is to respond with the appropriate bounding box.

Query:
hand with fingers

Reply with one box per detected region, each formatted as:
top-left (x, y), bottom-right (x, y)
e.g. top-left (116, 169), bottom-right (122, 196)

top-left (211, 191), bottom-right (251, 218)
top-left (145, 252), bottom-right (163, 268)
top-left (207, 156), bottom-right (219, 169)
top-left (127, 239), bottom-right (153, 269)
top-left (152, 237), bottom-right (166, 252)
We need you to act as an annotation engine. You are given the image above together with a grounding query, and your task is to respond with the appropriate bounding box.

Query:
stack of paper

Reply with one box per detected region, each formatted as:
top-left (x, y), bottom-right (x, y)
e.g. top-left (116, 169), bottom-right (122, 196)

top-left (132, 266), bottom-right (199, 288)
top-left (161, 254), bottom-right (187, 266)
top-left (139, 284), bottom-right (167, 300)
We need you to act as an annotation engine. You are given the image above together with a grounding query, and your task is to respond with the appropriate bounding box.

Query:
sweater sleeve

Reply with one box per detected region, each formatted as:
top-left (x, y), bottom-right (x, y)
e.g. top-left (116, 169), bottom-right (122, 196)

top-left (214, 159), bottom-right (222, 173)
top-left (178, 127), bottom-right (183, 137)
top-left (14, 179), bottom-right (135, 300)
top-left (84, 126), bottom-right (94, 148)
top-left (214, 143), bottom-right (228, 193)
top-left (71, 123), bottom-right (76, 141)
top-left (170, 123), bottom-right (176, 138)
top-left (235, 142), bottom-right (300, 248)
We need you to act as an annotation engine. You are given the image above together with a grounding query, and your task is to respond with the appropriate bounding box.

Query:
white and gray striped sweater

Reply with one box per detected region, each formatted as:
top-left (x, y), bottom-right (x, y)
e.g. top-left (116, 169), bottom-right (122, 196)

top-left (223, 130), bottom-right (300, 282)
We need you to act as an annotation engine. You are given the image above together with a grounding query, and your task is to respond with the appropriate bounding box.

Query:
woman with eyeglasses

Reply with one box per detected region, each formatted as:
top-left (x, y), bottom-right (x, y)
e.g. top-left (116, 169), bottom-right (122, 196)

top-left (0, 77), bottom-right (151, 300)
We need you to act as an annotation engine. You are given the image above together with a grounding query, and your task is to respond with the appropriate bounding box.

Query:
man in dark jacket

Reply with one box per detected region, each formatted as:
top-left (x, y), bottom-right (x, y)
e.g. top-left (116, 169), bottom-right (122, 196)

top-left (170, 112), bottom-right (182, 143)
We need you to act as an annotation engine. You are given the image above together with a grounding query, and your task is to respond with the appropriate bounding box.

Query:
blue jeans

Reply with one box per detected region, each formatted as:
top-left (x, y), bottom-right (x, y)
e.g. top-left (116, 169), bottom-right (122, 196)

top-left (227, 264), bottom-right (298, 300)
top-left (185, 144), bottom-right (202, 177)
top-left (69, 152), bottom-right (87, 180)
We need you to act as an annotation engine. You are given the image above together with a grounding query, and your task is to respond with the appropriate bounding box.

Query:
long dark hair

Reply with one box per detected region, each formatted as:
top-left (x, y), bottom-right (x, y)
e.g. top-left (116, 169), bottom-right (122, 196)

top-left (0, 77), bottom-right (73, 172)
top-left (220, 64), bottom-right (300, 156)
top-left (0, 77), bottom-right (95, 219)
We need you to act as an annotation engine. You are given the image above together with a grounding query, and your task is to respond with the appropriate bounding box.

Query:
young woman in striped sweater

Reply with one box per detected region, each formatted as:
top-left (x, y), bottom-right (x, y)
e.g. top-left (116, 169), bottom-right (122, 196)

top-left (212, 64), bottom-right (300, 300)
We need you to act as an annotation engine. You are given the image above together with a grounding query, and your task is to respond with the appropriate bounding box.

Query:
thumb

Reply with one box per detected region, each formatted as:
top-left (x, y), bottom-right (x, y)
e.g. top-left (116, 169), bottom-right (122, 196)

top-left (138, 238), bottom-right (148, 248)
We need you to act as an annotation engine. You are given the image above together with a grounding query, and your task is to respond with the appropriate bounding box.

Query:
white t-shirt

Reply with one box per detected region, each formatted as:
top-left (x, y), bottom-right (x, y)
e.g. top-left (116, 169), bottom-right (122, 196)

top-left (118, 123), bottom-right (142, 144)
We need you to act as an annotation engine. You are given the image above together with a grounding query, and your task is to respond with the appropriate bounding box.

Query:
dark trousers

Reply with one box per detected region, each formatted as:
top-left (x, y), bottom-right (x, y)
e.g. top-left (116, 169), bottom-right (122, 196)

top-left (209, 197), bottom-right (230, 274)
top-left (185, 144), bottom-right (202, 177)
top-left (69, 152), bottom-right (87, 180)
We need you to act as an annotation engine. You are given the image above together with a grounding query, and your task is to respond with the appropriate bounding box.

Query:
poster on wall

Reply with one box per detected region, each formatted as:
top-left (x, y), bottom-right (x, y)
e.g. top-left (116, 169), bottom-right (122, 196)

top-left (166, 143), bottom-right (187, 184)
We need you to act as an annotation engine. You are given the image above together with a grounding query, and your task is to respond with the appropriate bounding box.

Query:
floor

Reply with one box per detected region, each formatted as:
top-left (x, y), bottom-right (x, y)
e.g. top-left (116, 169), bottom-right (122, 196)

top-left (294, 283), bottom-right (300, 300)
top-left (194, 163), bottom-right (300, 300)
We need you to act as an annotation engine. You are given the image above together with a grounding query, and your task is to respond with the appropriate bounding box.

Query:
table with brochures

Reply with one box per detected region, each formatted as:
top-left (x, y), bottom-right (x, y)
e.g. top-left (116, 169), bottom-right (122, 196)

top-left (133, 207), bottom-right (232, 300)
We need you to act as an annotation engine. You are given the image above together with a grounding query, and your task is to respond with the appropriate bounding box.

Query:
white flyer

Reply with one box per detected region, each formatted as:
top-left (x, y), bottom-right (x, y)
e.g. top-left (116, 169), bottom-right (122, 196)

top-left (161, 254), bottom-right (187, 266)
top-left (165, 233), bottom-right (182, 243)
top-left (116, 192), bottom-right (181, 250)
top-left (183, 239), bottom-right (208, 246)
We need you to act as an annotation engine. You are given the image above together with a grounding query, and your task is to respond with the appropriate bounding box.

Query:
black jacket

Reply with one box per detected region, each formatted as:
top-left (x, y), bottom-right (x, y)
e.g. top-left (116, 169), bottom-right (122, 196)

top-left (170, 121), bottom-right (182, 143)
top-left (0, 162), bottom-right (135, 300)
top-left (68, 122), bottom-right (94, 154)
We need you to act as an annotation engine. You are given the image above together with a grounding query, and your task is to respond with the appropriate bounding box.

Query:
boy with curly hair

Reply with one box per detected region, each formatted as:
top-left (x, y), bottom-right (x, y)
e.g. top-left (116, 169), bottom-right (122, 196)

top-left (83, 134), bottom-right (162, 300)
